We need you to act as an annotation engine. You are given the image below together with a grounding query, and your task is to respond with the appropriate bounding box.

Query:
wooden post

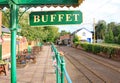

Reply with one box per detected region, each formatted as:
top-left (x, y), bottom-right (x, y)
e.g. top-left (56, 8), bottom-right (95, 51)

top-left (93, 18), bottom-right (96, 43)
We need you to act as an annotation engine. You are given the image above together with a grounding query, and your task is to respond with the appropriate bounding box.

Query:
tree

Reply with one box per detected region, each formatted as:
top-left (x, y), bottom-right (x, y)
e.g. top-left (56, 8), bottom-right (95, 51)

top-left (107, 22), bottom-right (116, 29)
top-left (117, 34), bottom-right (120, 44)
top-left (2, 8), bottom-right (10, 27)
top-left (104, 28), bottom-right (114, 43)
top-left (60, 30), bottom-right (70, 36)
top-left (95, 20), bottom-right (107, 40)
top-left (113, 24), bottom-right (120, 37)
top-left (43, 26), bottom-right (59, 42)
top-left (107, 22), bottom-right (120, 44)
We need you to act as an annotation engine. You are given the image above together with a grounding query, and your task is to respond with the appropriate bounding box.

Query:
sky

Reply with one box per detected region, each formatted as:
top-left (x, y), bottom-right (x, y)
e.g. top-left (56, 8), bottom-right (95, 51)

top-left (30, 0), bottom-right (120, 32)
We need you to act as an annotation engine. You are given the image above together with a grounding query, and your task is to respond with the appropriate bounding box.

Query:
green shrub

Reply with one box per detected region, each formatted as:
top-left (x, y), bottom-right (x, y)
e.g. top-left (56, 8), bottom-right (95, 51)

top-left (74, 42), bottom-right (80, 47)
top-left (86, 44), bottom-right (93, 52)
top-left (92, 44), bottom-right (101, 54)
top-left (78, 43), bottom-right (118, 58)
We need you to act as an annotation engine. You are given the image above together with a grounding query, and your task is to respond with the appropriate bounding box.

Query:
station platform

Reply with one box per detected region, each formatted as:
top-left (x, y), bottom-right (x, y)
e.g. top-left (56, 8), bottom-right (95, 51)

top-left (0, 46), bottom-right (56, 83)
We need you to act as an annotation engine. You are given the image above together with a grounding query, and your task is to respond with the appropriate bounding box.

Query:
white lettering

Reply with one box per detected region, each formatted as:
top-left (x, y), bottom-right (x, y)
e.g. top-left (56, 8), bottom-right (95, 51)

top-left (58, 14), bottom-right (64, 22)
top-left (34, 15), bottom-right (40, 23)
top-left (42, 15), bottom-right (48, 22)
top-left (66, 14), bottom-right (72, 21)
top-left (73, 14), bottom-right (79, 21)
top-left (50, 14), bottom-right (56, 22)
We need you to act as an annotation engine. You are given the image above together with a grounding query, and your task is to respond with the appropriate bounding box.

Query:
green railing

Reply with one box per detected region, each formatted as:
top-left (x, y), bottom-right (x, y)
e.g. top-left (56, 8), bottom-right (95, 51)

top-left (51, 43), bottom-right (72, 83)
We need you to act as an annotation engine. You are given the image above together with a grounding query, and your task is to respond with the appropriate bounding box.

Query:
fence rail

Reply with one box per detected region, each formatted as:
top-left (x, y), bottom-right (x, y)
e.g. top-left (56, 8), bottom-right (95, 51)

top-left (51, 43), bottom-right (72, 83)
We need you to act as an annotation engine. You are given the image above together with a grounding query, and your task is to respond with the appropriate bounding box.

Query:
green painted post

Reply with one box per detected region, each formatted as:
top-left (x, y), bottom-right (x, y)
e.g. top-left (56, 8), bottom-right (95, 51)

top-left (56, 51), bottom-right (59, 83)
top-left (52, 44), bottom-right (62, 83)
top-left (61, 56), bottom-right (65, 83)
top-left (57, 53), bottom-right (61, 83)
top-left (10, 3), bottom-right (19, 83)
top-left (54, 45), bottom-right (60, 83)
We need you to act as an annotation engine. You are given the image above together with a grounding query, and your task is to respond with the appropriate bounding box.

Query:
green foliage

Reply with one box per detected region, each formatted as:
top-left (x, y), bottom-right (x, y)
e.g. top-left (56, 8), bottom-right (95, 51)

top-left (60, 30), bottom-right (70, 36)
top-left (108, 30), bottom-right (114, 42)
top-left (80, 43), bottom-right (101, 54)
top-left (112, 24), bottom-right (120, 37)
top-left (92, 44), bottom-right (101, 54)
top-left (21, 26), bottom-right (59, 42)
top-left (78, 43), bottom-right (119, 58)
top-left (101, 46), bottom-right (115, 58)
top-left (2, 8), bottom-right (10, 27)
top-left (19, 12), bottom-right (59, 42)
top-left (118, 34), bottom-right (120, 44)
top-left (104, 28), bottom-right (114, 43)
top-left (95, 20), bottom-right (106, 39)
top-left (73, 35), bottom-right (79, 43)
top-left (85, 43), bottom-right (92, 52)
top-left (43, 26), bottom-right (59, 42)
top-left (95, 21), bottom-right (120, 44)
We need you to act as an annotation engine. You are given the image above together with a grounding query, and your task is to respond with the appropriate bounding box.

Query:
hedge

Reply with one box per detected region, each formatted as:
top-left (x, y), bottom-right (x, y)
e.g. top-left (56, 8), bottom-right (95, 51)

top-left (75, 43), bottom-right (120, 60)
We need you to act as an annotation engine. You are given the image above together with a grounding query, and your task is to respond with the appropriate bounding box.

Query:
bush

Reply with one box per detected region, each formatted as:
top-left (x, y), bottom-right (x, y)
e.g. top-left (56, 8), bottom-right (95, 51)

top-left (73, 35), bottom-right (79, 43)
top-left (86, 44), bottom-right (93, 52)
top-left (78, 43), bottom-right (119, 59)
top-left (92, 44), bottom-right (101, 54)
top-left (74, 42), bottom-right (80, 47)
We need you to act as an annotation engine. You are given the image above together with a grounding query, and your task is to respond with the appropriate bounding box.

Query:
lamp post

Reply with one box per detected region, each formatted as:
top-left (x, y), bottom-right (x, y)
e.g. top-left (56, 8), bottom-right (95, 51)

top-left (10, 4), bottom-right (19, 83)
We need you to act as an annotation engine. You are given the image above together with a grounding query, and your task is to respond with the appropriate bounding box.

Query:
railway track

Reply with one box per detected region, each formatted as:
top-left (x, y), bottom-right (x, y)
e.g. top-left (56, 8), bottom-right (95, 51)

top-left (57, 46), bottom-right (120, 83)
top-left (59, 46), bottom-right (120, 73)
top-left (64, 51), bottom-right (106, 83)
top-left (74, 50), bottom-right (120, 73)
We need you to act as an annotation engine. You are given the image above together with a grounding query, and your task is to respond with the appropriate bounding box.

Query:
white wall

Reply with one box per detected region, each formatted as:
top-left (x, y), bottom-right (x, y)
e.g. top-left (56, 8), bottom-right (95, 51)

top-left (76, 28), bottom-right (92, 43)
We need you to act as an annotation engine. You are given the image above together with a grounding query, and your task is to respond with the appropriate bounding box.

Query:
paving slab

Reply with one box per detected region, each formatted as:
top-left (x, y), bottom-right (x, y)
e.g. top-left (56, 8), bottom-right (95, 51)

top-left (0, 46), bottom-right (56, 83)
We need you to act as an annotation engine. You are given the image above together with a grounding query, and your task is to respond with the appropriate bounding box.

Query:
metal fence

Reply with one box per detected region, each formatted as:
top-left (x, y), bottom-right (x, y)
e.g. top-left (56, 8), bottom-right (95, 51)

top-left (51, 43), bottom-right (72, 83)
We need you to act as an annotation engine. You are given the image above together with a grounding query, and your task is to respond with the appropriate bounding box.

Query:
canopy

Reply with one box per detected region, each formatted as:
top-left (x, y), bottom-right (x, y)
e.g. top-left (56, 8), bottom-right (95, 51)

top-left (0, 0), bottom-right (84, 8)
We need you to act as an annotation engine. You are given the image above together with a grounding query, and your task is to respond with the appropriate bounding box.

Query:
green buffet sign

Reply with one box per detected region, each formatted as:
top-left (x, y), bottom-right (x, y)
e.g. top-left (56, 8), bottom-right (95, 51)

top-left (0, 0), bottom-right (79, 5)
top-left (29, 11), bottom-right (82, 26)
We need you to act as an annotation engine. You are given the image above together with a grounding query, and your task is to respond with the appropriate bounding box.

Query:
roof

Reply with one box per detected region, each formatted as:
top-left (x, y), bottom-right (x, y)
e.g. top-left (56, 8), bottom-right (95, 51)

top-left (0, 0), bottom-right (84, 8)
top-left (60, 34), bottom-right (70, 40)
top-left (71, 28), bottom-right (92, 35)
top-left (2, 25), bottom-right (10, 33)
